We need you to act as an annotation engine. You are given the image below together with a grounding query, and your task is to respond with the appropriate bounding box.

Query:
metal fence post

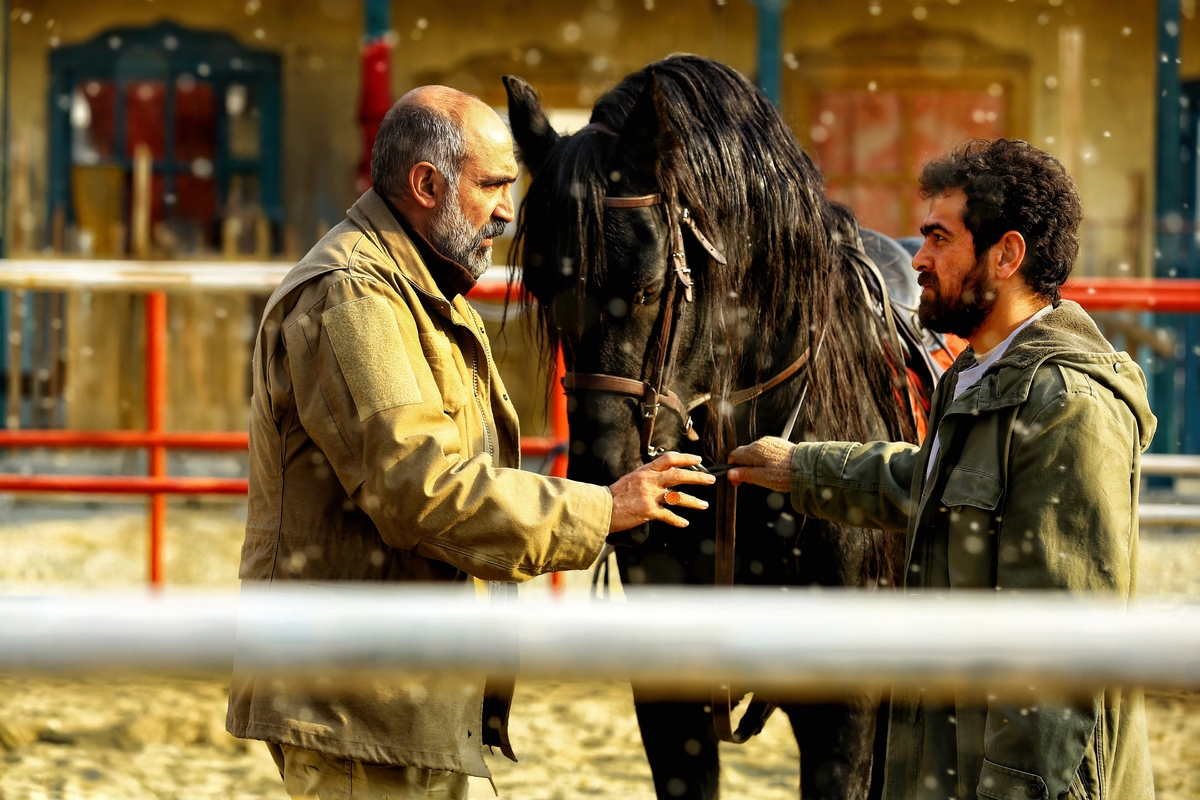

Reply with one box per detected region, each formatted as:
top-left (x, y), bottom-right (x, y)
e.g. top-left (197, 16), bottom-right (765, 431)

top-left (145, 292), bottom-right (167, 586)
top-left (756, 0), bottom-right (786, 108)
top-left (1154, 0), bottom-right (1185, 458)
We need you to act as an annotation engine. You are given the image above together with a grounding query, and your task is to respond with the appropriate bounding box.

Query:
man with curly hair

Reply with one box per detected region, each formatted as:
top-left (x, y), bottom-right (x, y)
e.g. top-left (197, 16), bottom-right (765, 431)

top-left (730, 139), bottom-right (1156, 799)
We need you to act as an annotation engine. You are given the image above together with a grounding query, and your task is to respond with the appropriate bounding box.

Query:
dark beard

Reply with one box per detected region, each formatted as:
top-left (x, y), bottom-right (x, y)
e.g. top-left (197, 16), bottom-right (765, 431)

top-left (428, 191), bottom-right (509, 278)
top-left (917, 255), bottom-right (996, 338)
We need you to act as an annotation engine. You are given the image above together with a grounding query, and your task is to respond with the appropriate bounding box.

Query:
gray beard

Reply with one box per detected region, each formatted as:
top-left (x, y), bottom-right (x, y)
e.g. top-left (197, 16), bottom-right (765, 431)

top-left (428, 191), bottom-right (505, 278)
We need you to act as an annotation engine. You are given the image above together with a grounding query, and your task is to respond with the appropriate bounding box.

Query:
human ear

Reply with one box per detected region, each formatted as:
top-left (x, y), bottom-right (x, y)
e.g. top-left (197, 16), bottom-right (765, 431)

top-left (407, 162), bottom-right (442, 210)
top-left (993, 230), bottom-right (1027, 281)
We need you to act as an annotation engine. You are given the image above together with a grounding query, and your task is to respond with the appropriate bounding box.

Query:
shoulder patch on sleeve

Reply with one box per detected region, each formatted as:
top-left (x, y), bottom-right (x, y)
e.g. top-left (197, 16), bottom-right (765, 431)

top-left (323, 295), bottom-right (421, 420)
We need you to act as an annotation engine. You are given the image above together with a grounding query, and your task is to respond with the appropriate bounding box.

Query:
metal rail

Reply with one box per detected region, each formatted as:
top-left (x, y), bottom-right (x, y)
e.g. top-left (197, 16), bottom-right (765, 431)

top-left (0, 430), bottom-right (562, 456)
top-left (1060, 277), bottom-right (1200, 312)
top-left (0, 259), bottom-right (513, 295)
top-left (1, 262), bottom-right (1197, 311)
top-left (0, 259), bottom-right (291, 292)
top-left (1, 265), bottom-right (1199, 582)
top-left (1141, 453), bottom-right (1200, 476)
top-left (1, 588), bottom-right (1197, 696)
top-left (0, 475), bottom-right (248, 495)
top-left (1139, 504), bottom-right (1200, 526)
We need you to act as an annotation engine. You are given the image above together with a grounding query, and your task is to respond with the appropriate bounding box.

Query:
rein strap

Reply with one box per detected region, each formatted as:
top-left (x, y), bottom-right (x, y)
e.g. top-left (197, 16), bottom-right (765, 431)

top-left (685, 347), bottom-right (812, 413)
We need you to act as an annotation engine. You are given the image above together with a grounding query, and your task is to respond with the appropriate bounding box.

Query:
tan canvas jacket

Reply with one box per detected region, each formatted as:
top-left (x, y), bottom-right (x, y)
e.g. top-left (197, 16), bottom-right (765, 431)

top-left (226, 189), bottom-right (612, 777)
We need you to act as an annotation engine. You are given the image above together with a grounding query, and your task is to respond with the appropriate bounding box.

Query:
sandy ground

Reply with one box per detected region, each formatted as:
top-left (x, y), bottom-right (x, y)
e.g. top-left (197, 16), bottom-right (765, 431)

top-left (0, 498), bottom-right (1196, 799)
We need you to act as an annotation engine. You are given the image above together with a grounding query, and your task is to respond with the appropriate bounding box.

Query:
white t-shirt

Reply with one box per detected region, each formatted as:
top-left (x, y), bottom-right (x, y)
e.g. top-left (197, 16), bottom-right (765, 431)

top-left (924, 305), bottom-right (1053, 480)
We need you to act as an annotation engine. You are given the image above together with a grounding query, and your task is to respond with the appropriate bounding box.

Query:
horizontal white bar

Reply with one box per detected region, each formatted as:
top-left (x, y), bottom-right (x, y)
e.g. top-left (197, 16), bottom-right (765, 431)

top-left (1140, 504), bottom-right (1200, 525)
top-left (1141, 454), bottom-right (1200, 477)
top-left (0, 259), bottom-right (516, 295)
top-left (0, 259), bottom-right (291, 293)
top-left (0, 587), bottom-right (1197, 695)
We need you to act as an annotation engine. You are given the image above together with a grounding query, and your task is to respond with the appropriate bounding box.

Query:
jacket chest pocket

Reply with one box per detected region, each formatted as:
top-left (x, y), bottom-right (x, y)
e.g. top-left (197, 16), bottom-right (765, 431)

top-left (942, 467), bottom-right (1003, 588)
top-left (420, 331), bottom-right (470, 414)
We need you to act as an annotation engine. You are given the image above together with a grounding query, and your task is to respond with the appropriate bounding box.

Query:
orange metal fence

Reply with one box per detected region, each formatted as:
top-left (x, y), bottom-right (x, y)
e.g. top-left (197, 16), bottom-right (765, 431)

top-left (0, 268), bottom-right (1192, 586)
top-left (0, 265), bottom-right (567, 586)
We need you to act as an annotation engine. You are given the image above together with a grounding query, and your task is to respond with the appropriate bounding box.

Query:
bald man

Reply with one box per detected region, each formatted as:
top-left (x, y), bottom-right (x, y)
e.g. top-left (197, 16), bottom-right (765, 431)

top-left (225, 88), bottom-right (713, 799)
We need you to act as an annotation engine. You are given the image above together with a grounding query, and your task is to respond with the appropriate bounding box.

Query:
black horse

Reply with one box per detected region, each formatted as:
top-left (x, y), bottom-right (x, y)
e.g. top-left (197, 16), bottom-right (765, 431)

top-left (506, 55), bottom-right (923, 800)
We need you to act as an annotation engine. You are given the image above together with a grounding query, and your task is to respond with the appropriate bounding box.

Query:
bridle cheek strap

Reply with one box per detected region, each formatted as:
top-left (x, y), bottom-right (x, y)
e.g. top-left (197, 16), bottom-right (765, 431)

top-left (563, 191), bottom-right (812, 457)
top-left (681, 210), bottom-right (727, 265)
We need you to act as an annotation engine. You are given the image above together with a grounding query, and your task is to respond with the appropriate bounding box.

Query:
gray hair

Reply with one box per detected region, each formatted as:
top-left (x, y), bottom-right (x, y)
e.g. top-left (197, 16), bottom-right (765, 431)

top-left (370, 103), bottom-right (467, 202)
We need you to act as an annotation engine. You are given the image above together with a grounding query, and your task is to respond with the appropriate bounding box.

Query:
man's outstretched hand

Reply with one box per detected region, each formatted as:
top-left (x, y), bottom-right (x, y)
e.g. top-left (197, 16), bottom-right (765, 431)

top-left (727, 436), bottom-right (796, 494)
top-left (608, 452), bottom-right (716, 532)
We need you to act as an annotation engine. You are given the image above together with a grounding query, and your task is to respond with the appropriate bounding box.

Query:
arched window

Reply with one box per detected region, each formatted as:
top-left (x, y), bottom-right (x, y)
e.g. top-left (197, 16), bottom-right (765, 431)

top-left (48, 21), bottom-right (281, 256)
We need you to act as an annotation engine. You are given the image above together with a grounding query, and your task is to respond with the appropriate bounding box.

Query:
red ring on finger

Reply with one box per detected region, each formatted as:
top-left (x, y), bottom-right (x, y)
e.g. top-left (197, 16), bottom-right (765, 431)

top-left (663, 490), bottom-right (682, 506)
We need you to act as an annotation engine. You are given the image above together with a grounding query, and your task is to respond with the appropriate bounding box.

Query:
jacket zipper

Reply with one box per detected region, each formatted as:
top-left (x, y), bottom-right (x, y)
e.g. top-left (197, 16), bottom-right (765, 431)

top-left (470, 337), bottom-right (494, 461)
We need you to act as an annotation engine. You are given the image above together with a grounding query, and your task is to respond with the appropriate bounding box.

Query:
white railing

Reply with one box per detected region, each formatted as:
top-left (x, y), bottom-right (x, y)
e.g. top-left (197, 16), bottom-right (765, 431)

top-left (1, 587), bottom-right (1197, 697)
top-left (0, 259), bottom-right (513, 294)
top-left (1141, 454), bottom-right (1200, 477)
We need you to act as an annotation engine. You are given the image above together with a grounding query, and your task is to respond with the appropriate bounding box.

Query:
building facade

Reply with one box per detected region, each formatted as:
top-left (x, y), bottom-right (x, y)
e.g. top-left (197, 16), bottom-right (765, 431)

top-left (0, 0), bottom-right (1192, 434)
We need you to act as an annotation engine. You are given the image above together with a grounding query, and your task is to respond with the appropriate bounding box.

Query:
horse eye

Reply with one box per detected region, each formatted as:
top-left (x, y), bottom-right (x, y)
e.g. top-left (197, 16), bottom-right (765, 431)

top-left (634, 286), bottom-right (657, 305)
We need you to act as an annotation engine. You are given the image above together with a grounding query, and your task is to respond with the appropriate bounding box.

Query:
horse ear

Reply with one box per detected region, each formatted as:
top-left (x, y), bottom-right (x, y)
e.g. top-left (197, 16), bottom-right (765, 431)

top-left (614, 71), bottom-right (678, 176)
top-left (504, 75), bottom-right (558, 176)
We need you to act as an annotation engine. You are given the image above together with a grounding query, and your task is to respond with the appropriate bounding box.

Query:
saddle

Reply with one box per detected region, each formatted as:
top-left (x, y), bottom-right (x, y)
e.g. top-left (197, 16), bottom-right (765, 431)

top-left (861, 229), bottom-right (965, 376)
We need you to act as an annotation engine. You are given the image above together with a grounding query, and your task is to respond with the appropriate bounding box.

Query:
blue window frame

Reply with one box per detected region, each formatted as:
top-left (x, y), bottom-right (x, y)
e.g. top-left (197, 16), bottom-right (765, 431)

top-left (47, 21), bottom-right (281, 252)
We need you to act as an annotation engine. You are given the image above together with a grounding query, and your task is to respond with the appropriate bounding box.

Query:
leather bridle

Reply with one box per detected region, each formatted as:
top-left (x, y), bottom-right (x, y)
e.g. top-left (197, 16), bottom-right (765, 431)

top-left (561, 162), bottom-right (813, 460)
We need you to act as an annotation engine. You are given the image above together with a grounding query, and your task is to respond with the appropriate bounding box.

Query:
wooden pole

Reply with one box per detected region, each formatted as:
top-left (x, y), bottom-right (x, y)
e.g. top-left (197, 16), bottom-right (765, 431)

top-left (6, 288), bottom-right (21, 428)
top-left (132, 144), bottom-right (152, 260)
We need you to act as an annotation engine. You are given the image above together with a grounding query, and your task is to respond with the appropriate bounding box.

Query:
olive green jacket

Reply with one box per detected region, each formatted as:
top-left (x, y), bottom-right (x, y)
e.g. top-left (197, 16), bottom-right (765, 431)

top-left (226, 189), bottom-right (612, 777)
top-left (789, 301), bottom-right (1156, 800)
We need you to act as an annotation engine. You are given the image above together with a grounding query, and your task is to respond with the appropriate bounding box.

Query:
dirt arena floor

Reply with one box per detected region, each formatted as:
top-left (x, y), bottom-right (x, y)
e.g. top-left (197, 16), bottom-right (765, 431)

top-left (0, 498), bottom-right (1196, 799)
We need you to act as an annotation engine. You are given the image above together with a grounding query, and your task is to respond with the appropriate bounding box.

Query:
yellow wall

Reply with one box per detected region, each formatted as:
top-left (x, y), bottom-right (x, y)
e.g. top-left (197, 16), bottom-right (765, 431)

top-left (780, 1), bottom-right (1161, 278)
top-left (0, 1), bottom-right (1182, 433)
top-left (4, 0), bottom-right (1173, 269)
top-left (5, 0), bottom-right (757, 253)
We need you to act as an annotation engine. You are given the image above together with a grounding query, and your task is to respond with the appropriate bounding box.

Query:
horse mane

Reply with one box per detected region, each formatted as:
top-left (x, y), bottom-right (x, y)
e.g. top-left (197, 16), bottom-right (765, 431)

top-left (513, 54), bottom-right (914, 449)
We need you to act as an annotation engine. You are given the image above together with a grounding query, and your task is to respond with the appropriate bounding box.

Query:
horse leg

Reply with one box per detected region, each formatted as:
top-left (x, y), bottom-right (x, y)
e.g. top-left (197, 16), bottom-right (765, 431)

top-left (631, 687), bottom-right (721, 800)
top-left (868, 698), bottom-right (889, 800)
top-left (782, 690), bottom-right (881, 800)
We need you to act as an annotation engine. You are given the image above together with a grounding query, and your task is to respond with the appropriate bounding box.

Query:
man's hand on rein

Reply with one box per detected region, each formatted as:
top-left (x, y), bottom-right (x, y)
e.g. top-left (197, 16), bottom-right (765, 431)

top-left (726, 436), bottom-right (795, 494)
top-left (608, 452), bottom-right (716, 532)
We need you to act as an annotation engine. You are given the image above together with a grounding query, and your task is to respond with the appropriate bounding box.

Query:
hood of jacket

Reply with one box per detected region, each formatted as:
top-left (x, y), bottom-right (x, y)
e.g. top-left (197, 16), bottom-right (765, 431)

top-left (948, 299), bottom-right (1157, 453)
